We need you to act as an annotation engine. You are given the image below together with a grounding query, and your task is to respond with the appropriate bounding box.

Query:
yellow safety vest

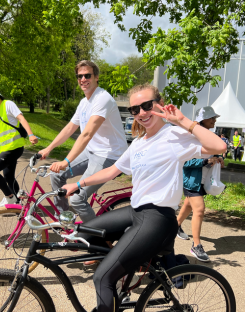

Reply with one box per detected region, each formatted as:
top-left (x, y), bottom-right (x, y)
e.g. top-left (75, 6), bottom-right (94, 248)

top-left (233, 135), bottom-right (241, 147)
top-left (0, 100), bottom-right (25, 153)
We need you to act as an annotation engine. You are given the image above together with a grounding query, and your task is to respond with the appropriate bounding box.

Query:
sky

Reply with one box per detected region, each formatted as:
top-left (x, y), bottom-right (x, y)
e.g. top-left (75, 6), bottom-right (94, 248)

top-left (83, 3), bottom-right (172, 65)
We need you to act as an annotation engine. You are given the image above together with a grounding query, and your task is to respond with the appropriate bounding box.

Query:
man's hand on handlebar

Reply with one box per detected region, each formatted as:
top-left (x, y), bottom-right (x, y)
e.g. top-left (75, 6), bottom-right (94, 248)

top-left (62, 183), bottom-right (80, 198)
top-left (38, 147), bottom-right (51, 160)
top-left (50, 160), bottom-right (68, 173)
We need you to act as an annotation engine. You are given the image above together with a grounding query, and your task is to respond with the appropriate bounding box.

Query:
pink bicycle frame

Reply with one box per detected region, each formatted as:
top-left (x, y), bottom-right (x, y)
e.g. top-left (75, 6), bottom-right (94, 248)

top-left (4, 180), bottom-right (132, 248)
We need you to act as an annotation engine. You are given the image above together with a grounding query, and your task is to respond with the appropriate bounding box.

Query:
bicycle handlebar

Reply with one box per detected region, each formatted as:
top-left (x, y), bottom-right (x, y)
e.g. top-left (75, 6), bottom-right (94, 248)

top-left (30, 153), bottom-right (42, 168)
top-left (25, 188), bottom-right (105, 244)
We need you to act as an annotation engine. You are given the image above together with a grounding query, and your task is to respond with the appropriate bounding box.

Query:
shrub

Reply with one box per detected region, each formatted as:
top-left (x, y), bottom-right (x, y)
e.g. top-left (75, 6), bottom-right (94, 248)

top-left (60, 99), bottom-right (79, 121)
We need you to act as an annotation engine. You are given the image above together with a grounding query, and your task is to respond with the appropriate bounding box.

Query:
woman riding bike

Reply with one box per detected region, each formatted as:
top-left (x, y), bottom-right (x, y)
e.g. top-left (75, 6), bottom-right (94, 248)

top-left (62, 84), bottom-right (227, 312)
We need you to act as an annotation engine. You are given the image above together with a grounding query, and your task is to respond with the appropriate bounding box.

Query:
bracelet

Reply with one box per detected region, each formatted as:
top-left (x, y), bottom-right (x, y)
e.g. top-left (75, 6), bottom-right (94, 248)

top-left (77, 181), bottom-right (81, 189)
top-left (64, 157), bottom-right (73, 176)
top-left (188, 121), bottom-right (199, 134)
top-left (83, 180), bottom-right (86, 187)
top-left (29, 134), bottom-right (34, 137)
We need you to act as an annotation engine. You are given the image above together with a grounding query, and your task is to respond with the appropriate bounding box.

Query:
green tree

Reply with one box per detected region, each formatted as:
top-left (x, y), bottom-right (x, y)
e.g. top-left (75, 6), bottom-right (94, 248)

top-left (119, 54), bottom-right (154, 85)
top-left (0, 2), bottom-right (110, 112)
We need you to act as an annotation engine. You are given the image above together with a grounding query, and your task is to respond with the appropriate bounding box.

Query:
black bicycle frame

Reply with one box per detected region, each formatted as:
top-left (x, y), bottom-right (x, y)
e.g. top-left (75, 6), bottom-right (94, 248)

top-left (8, 240), bottom-right (181, 312)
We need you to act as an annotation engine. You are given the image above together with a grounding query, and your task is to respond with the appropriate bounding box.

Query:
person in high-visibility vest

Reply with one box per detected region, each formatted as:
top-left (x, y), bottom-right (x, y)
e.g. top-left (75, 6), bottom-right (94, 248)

top-left (232, 129), bottom-right (241, 161)
top-left (0, 93), bottom-right (38, 206)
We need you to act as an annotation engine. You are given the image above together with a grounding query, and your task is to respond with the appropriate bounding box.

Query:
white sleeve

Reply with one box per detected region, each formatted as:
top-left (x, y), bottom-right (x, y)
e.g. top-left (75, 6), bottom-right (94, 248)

top-left (91, 95), bottom-right (113, 119)
top-left (170, 127), bottom-right (203, 162)
top-left (5, 101), bottom-right (22, 118)
top-left (114, 147), bottom-right (131, 175)
top-left (70, 102), bottom-right (81, 125)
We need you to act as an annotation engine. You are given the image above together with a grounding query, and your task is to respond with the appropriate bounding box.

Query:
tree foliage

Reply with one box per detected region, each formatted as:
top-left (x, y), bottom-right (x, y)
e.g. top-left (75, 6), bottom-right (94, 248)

top-left (0, 1), bottom-right (109, 111)
top-left (119, 54), bottom-right (154, 85)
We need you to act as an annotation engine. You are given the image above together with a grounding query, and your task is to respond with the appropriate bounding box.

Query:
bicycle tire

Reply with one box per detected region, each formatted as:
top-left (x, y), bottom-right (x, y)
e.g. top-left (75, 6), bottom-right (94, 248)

top-left (106, 197), bottom-right (131, 211)
top-left (135, 264), bottom-right (236, 312)
top-left (0, 268), bottom-right (55, 311)
top-left (0, 207), bottom-right (47, 273)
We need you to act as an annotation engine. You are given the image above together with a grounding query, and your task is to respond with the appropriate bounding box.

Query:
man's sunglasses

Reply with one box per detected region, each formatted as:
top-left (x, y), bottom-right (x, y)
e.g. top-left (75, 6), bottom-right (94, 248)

top-left (76, 73), bottom-right (93, 80)
top-left (128, 98), bottom-right (161, 116)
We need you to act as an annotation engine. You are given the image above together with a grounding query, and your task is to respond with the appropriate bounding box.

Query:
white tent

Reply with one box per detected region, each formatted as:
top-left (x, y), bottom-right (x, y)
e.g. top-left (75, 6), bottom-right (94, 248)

top-left (211, 82), bottom-right (245, 128)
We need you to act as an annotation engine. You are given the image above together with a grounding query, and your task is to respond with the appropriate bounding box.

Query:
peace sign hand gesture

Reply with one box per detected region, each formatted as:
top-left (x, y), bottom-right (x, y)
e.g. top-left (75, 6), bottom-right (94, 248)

top-left (151, 104), bottom-right (185, 126)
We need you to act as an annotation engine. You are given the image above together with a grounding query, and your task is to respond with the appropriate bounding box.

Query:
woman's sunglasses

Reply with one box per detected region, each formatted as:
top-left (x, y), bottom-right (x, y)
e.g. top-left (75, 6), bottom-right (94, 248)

top-left (128, 98), bottom-right (160, 116)
top-left (76, 73), bottom-right (93, 80)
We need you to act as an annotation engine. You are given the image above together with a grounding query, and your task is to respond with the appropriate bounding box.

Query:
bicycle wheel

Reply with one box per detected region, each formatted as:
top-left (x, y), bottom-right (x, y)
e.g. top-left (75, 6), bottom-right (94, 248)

top-left (0, 268), bottom-right (55, 312)
top-left (107, 197), bottom-right (131, 211)
top-left (0, 207), bottom-right (47, 273)
top-left (135, 264), bottom-right (236, 312)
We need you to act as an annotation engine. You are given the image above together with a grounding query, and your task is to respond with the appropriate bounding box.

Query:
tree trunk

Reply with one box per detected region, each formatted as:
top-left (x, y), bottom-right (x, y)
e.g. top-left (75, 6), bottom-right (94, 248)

top-left (46, 86), bottom-right (50, 114)
top-left (29, 101), bottom-right (34, 113)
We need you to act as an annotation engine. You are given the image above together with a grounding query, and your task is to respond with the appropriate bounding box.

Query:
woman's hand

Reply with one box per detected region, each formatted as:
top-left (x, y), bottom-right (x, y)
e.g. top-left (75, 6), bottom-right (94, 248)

top-left (151, 104), bottom-right (185, 125)
top-left (62, 183), bottom-right (79, 198)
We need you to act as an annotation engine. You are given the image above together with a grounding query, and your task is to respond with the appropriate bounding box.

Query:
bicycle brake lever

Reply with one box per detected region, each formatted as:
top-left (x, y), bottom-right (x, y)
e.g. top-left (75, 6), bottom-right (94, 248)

top-left (61, 231), bottom-right (90, 247)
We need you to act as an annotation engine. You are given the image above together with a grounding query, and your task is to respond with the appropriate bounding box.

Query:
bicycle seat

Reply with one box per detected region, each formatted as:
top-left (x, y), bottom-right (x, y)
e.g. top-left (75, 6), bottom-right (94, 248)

top-left (157, 240), bottom-right (174, 256)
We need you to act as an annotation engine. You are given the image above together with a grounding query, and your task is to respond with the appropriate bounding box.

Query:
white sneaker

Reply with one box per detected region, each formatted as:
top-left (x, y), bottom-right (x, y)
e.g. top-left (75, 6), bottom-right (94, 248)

top-left (0, 195), bottom-right (17, 206)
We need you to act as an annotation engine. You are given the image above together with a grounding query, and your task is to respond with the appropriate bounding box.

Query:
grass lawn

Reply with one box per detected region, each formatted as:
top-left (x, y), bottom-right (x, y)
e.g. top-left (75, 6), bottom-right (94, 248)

top-left (224, 155), bottom-right (245, 167)
top-left (204, 182), bottom-right (245, 220)
top-left (21, 108), bottom-right (76, 160)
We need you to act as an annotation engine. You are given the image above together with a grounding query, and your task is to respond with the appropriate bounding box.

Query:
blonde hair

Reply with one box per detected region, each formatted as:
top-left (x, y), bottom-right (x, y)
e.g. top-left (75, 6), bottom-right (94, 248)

top-left (128, 84), bottom-right (162, 138)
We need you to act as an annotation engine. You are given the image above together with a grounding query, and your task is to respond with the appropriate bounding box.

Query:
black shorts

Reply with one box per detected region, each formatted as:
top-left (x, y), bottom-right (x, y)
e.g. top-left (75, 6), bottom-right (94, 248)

top-left (183, 184), bottom-right (207, 197)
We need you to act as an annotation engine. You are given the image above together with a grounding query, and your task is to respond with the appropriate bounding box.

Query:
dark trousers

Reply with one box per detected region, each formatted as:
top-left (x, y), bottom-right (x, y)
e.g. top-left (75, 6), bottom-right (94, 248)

top-left (0, 147), bottom-right (24, 197)
top-left (80, 204), bottom-right (178, 312)
top-left (234, 146), bottom-right (241, 161)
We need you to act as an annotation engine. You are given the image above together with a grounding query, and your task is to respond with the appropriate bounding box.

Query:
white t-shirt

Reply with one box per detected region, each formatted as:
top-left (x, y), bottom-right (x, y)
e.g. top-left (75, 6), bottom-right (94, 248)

top-left (115, 124), bottom-right (205, 210)
top-left (71, 87), bottom-right (127, 160)
top-left (4, 100), bottom-right (22, 126)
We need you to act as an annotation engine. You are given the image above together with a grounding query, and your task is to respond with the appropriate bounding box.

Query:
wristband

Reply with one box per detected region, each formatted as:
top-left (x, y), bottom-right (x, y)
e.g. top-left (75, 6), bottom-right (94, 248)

top-left (29, 134), bottom-right (40, 139)
top-left (64, 157), bottom-right (73, 176)
top-left (188, 121), bottom-right (199, 134)
top-left (77, 181), bottom-right (81, 189)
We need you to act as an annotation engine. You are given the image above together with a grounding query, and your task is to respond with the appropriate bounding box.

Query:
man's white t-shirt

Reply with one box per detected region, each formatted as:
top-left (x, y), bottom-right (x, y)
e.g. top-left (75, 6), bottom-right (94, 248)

top-left (71, 87), bottom-right (127, 160)
top-left (4, 100), bottom-right (22, 126)
top-left (115, 124), bottom-right (205, 210)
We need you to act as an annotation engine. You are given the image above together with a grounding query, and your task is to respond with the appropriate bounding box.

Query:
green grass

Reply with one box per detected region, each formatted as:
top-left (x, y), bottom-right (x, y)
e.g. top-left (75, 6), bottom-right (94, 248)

top-left (204, 182), bottom-right (245, 219)
top-left (224, 155), bottom-right (245, 167)
top-left (21, 108), bottom-right (76, 160)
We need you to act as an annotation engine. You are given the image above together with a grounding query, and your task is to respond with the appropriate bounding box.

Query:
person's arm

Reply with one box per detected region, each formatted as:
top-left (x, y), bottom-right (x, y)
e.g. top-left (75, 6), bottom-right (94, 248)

top-left (16, 114), bottom-right (38, 145)
top-left (62, 164), bottom-right (121, 196)
top-left (50, 115), bottom-right (105, 172)
top-left (39, 122), bottom-right (79, 159)
top-left (152, 104), bottom-right (227, 155)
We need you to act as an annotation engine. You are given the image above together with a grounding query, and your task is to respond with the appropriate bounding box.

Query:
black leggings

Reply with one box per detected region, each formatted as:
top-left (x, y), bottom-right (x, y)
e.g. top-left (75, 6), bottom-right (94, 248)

top-left (81, 204), bottom-right (178, 312)
top-left (0, 147), bottom-right (24, 197)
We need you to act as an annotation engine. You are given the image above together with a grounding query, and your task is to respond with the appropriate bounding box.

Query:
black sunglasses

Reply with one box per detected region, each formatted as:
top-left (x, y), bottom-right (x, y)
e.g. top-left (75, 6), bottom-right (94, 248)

top-left (76, 73), bottom-right (93, 80)
top-left (128, 98), bottom-right (160, 116)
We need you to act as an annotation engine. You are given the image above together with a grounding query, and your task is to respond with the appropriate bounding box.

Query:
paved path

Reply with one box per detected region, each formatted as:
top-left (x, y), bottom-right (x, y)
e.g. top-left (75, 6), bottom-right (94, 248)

top-left (0, 150), bottom-right (245, 311)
